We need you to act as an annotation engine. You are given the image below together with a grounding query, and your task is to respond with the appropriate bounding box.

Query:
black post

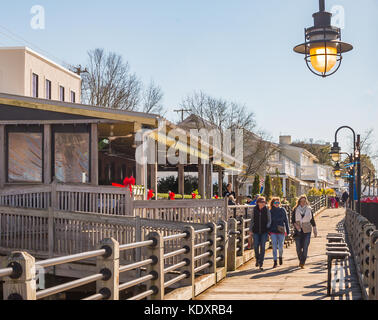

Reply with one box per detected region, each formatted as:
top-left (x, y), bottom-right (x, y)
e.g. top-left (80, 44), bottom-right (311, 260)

top-left (356, 135), bottom-right (361, 213)
top-left (349, 155), bottom-right (354, 210)
top-left (319, 0), bottom-right (325, 12)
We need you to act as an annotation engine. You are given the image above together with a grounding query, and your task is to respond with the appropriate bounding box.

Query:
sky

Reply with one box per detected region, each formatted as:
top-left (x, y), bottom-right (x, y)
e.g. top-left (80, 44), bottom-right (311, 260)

top-left (0, 0), bottom-right (377, 166)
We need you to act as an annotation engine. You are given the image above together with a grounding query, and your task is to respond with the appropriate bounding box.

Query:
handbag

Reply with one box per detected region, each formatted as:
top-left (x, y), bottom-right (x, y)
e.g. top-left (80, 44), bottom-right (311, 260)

top-left (277, 225), bottom-right (285, 234)
top-left (301, 222), bottom-right (313, 234)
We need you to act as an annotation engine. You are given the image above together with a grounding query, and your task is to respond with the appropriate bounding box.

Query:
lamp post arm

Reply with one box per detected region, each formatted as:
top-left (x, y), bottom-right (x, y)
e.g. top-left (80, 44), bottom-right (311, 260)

top-left (334, 126), bottom-right (357, 154)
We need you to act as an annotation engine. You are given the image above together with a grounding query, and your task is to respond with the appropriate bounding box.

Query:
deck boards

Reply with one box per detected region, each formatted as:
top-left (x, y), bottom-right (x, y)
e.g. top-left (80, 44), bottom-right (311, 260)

top-left (196, 208), bottom-right (363, 300)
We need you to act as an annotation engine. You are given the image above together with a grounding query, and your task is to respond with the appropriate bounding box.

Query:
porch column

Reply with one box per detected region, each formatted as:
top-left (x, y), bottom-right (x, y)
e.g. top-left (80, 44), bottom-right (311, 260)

top-left (282, 177), bottom-right (287, 197)
top-left (178, 164), bottom-right (185, 196)
top-left (43, 124), bottom-right (52, 184)
top-left (150, 164), bottom-right (158, 198)
top-left (91, 123), bottom-right (99, 185)
top-left (198, 161), bottom-right (205, 199)
top-left (205, 163), bottom-right (213, 199)
top-left (0, 125), bottom-right (5, 188)
top-left (218, 166), bottom-right (223, 197)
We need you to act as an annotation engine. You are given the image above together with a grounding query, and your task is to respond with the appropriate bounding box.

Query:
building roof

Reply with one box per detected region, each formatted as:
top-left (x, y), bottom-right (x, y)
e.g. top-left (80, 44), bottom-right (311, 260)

top-left (0, 46), bottom-right (81, 80)
top-left (0, 92), bottom-right (160, 126)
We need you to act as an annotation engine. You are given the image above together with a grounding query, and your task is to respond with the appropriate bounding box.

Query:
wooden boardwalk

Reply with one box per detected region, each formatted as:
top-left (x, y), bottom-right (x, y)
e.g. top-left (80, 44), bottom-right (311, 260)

top-left (196, 208), bottom-right (363, 300)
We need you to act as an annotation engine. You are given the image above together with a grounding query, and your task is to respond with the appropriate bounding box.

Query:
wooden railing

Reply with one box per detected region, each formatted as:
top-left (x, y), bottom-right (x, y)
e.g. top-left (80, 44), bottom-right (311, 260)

top-left (345, 209), bottom-right (378, 300)
top-left (0, 183), bottom-right (144, 214)
top-left (0, 218), bottom-right (243, 300)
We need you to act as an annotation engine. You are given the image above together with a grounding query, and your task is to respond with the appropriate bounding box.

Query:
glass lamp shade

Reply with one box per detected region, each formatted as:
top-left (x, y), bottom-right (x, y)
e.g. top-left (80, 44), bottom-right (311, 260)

top-left (335, 176), bottom-right (341, 181)
top-left (330, 152), bottom-right (341, 163)
top-left (310, 46), bottom-right (338, 73)
top-left (334, 170), bottom-right (341, 177)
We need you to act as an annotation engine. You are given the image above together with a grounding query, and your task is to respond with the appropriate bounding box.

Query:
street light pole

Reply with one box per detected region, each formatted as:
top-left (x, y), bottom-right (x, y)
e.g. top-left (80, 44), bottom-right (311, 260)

top-left (356, 134), bottom-right (361, 213)
top-left (330, 126), bottom-right (361, 213)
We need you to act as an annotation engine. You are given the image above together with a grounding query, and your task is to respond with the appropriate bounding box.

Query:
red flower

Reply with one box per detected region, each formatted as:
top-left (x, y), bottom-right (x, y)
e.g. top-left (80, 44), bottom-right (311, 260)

top-left (192, 193), bottom-right (196, 199)
top-left (215, 195), bottom-right (219, 199)
top-left (169, 192), bottom-right (175, 200)
top-left (147, 189), bottom-right (154, 200)
top-left (112, 176), bottom-right (135, 195)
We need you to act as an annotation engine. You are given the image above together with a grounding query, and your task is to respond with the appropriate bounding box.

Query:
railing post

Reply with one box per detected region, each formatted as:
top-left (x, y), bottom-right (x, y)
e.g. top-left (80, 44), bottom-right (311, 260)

top-left (182, 226), bottom-right (195, 299)
top-left (368, 231), bottom-right (378, 300)
top-left (237, 217), bottom-right (245, 257)
top-left (48, 207), bottom-right (55, 258)
top-left (224, 197), bottom-right (229, 220)
top-left (362, 224), bottom-right (375, 287)
top-left (51, 179), bottom-right (58, 210)
top-left (96, 238), bottom-right (119, 300)
top-left (146, 232), bottom-right (164, 300)
top-left (227, 218), bottom-right (237, 271)
top-left (217, 220), bottom-right (228, 272)
top-left (206, 222), bottom-right (217, 276)
top-left (3, 252), bottom-right (36, 300)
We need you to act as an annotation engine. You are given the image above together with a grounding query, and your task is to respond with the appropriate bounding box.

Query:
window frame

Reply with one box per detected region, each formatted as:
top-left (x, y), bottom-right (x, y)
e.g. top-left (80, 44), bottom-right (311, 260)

top-left (32, 73), bottom-right (39, 98)
top-left (46, 79), bottom-right (52, 100)
top-left (59, 86), bottom-right (65, 102)
top-left (6, 125), bottom-right (44, 184)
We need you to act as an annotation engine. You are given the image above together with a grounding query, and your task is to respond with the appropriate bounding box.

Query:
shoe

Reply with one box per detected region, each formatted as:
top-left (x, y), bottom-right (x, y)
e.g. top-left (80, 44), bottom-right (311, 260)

top-left (279, 257), bottom-right (283, 265)
top-left (255, 261), bottom-right (259, 267)
top-left (299, 264), bottom-right (304, 269)
top-left (273, 261), bottom-right (278, 268)
top-left (259, 266), bottom-right (264, 271)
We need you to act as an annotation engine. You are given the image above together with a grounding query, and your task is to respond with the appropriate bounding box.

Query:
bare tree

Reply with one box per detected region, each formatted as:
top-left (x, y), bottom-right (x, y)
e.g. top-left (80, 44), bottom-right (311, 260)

top-left (142, 80), bottom-right (165, 115)
top-left (180, 91), bottom-right (273, 195)
top-left (82, 48), bottom-right (141, 110)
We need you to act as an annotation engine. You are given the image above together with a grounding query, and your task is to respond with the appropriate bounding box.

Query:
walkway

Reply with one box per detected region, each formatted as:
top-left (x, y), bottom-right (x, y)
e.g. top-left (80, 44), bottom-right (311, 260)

top-left (196, 208), bottom-right (363, 300)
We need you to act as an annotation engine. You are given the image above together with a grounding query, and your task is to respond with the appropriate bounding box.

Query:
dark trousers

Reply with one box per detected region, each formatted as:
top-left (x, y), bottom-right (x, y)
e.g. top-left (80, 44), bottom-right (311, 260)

top-left (253, 233), bottom-right (269, 266)
top-left (295, 232), bottom-right (311, 265)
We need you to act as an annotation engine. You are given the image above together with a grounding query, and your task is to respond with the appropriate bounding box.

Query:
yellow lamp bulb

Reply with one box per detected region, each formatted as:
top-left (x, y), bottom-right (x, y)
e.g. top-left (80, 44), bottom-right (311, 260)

top-left (310, 47), bottom-right (338, 73)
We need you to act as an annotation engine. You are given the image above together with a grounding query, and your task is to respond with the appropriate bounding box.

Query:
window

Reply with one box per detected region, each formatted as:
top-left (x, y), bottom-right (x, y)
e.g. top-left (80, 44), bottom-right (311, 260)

top-left (70, 91), bottom-right (76, 103)
top-left (46, 80), bottom-right (52, 100)
top-left (32, 73), bottom-right (39, 98)
top-left (54, 132), bottom-right (89, 183)
top-left (59, 86), bottom-right (65, 102)
top-left (8, 131), bottom-right (43, 182)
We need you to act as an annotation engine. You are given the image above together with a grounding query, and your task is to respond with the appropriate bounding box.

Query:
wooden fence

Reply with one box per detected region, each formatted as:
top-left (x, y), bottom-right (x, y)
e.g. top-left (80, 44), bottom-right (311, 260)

top-left (345, 208), bottom-right (378, 300)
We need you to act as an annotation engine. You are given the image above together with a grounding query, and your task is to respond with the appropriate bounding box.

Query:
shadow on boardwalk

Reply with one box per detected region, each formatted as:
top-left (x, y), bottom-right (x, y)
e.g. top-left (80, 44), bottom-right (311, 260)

top-left (196, 209), bottom-right (363, 300)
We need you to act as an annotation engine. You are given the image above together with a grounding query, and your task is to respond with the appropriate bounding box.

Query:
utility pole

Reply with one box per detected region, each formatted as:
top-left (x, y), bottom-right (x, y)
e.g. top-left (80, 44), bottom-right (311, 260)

top-left (174, 109), bottom-right (192, 123)
top-left (71, 65), bottom-right (89, 76)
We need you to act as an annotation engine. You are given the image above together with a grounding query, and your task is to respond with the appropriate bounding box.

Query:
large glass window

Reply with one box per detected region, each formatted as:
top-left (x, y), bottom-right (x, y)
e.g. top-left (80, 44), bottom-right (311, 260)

top-left (54, 133), bottom-right (90, 183)
top-left (8, 132), bottom-right (43, 182)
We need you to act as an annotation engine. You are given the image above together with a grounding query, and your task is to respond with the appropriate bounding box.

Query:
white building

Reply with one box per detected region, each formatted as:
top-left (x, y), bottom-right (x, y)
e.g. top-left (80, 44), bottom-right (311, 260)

top-left (0, 47), bottom-right (81, 103)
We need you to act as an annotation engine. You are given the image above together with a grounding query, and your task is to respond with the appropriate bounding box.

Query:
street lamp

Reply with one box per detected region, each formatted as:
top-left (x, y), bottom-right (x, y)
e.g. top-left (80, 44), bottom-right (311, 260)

top-left (331, 126), bottom-right (361, 213)
top-left (333, 163), bottom-right (342, 178)
top-left (294, 0), bottom-right (353, 77)
top-left (329, 142), bottom-right (341, 162)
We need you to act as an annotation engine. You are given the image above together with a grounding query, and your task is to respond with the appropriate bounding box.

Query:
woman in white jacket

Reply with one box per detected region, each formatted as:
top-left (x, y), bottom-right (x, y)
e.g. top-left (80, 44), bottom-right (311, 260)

top-left (291, 195), bottom-right (318, 269)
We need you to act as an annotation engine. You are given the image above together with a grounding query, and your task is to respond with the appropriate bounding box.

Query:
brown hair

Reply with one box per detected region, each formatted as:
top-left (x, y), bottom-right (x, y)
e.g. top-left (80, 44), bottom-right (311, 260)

top-left (256, 196), bottom-right (266, 204)
top-left (294, 195), bottom-right (309, 211)
top-left (269, 197), bottom-right (281, 210)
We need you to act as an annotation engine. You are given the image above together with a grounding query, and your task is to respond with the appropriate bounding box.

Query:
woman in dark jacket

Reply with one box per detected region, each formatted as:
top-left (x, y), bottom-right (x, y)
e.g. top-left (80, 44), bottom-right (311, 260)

top-left (269, 198), bottom-right (290, 268)
top-left (249, 197), bottom-right (271, 271)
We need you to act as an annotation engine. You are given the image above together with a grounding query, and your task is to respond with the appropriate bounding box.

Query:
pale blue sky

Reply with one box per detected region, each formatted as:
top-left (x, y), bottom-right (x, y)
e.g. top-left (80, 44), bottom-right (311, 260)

top-left (0, 0), bottom-right (377, 162)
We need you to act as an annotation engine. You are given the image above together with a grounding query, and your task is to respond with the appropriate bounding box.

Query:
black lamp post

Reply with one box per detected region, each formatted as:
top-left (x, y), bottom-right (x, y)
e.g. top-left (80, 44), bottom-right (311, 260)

top-left (335, 151), bottom-right (355, 209)
top-left (330, 126), bottom-right (361, 213)
top-left (294, 0), bottom-right (353, 77)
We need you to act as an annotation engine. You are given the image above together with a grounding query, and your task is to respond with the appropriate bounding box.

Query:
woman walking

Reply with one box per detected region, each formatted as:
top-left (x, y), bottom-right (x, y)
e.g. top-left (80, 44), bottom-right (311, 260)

top-left (249, 197), bottom-right (271, 271)
top-left (292, 195), bottom-right (318, 269)
top-left (269, 198), bottom-right (290, 268)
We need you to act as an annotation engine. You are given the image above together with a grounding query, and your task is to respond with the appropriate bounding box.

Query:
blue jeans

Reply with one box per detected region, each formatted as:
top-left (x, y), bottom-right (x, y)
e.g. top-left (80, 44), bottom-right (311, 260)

top-left (270, 233), bottom-right (285, 261)
top-left (253, 233), bottom-right (269, 266)
top-left (295, 232), bottom-right (312, 265)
